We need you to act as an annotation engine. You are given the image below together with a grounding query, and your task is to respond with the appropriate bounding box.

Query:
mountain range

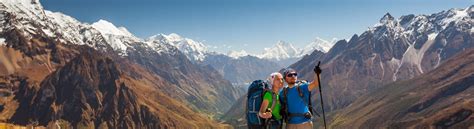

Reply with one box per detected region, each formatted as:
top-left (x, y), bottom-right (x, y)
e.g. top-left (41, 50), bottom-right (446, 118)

top-left (146, 32), bottom-right (336, 84)
top-left (0, 0), bottom-right (241, 128)
top-left (293, 5), bottom-right (473, 111)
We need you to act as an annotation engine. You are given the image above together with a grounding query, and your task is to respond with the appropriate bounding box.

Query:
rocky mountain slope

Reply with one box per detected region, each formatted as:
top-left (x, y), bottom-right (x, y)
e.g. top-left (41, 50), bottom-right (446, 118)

top-left (8, 51), bottom-right (227, 128)
top-left (330, 49), bottom-right (474, 129)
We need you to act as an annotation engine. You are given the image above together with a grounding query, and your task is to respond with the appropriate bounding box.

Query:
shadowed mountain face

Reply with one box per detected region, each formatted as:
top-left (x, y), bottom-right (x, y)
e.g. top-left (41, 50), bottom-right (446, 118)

top-left (3, 50), bottom-right (230, 128)
top-left (330, 49), bottom-right (474, 129)
top-left (11, 51), bottom-right (145, 127)
top-left (126, 43), bottom-right (242, 115)
top-left (7, 51), bottom-right (228, 128)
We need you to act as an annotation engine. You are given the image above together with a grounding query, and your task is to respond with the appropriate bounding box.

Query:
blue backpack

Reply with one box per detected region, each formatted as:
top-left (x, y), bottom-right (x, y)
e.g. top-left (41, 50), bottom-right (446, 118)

top-left (246, 80), bottom-right (270, 128)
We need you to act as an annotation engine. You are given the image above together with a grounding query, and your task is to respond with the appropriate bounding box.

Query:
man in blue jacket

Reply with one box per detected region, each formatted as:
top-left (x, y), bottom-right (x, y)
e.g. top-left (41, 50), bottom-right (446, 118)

top-left (280, 66), bottom-right (321, 129)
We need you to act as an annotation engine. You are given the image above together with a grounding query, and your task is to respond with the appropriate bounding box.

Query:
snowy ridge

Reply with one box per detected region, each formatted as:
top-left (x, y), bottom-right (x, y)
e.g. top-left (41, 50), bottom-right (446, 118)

top-left (441, 7), bottom-right (470, 29)
top-left (0, 0), bottom-right (44, 20)
top-left (257, 40), bottom-right (300, 61)
top-left (45, 11), bottom-right (90, 46)
top-left (147, 33), bottom-right (208, 61)
top-left (0, 0), bottom-right (180, 57)
top-left (256, 38), bottom-right (336, 61)
top-left (370, 6), bottom-right (472, 40)
top-left (301, 37), bottom-right (337, 54)
top-left (0, 0), bottom-right (56, 40)
top-left (0, 0), bottom-right (176, 57)
top-left (92, 20), bottom-right (135, 37)
top-left (368, 6), bottom-right (473, 81)
top-left (91, 19), bottom-right (141, 56)
top-left (227, 50), bottom-right (249, 59)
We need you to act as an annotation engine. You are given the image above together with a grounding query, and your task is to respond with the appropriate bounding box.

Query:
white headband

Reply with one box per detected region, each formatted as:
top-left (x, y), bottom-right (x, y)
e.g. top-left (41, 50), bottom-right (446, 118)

top-left (267, 72), bottom-right (281, 86)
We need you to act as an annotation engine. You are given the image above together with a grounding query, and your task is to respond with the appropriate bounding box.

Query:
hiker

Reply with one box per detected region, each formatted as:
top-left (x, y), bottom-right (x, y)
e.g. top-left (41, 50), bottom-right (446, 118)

top-left (258, 72), bottom-right (284, 129)
top-left (280, 66), bottom-right (322, 129)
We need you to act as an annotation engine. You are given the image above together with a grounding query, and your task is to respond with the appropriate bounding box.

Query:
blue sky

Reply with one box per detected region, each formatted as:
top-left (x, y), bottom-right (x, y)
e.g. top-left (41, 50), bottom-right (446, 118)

top-left (42, 0), bottom-right (472, 54)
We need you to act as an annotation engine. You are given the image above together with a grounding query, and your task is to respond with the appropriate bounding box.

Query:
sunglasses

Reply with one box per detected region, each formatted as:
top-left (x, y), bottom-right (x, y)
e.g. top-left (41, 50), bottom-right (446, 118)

top-left (286, 73), bottom-right (297, 77)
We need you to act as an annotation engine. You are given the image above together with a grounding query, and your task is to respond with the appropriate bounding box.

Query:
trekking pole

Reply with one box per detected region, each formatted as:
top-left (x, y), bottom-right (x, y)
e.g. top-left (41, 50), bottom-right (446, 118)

top-left (315, 61), bottom-right (327, 129)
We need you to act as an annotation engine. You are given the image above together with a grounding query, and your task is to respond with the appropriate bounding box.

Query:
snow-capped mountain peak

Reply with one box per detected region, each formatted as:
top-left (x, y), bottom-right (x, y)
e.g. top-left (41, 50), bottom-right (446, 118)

top-left (45, 10), bottom-right (90, 46)
top-left (92, 19), bottom-right (134, 37)
top-left (373, 12), bottom-right (398, 29)
top-left (90, 19), bottom-right (142, 56)
top-left (147, 33), bottom-right (208, 61)
top-left (0, 0), bottom-right (45, 19)
top-left (300, 37), bottom-right (337, 55)
top-left (258, 40), bottom-right (300, 61)
top-left (257, 37), bottom-right (337, 61)
top-left (46, 11), bottom-right (82, 28)
top-left (275, 40), bottom-right (297, 50)
top-left (380, 13), bottom-right (395, 23)
top-left (164, 33), bottom-right (184, 42)
top-left (441, 7), bottom-right (470, 29)
top-left (227, 50), bottom-right (249, 59)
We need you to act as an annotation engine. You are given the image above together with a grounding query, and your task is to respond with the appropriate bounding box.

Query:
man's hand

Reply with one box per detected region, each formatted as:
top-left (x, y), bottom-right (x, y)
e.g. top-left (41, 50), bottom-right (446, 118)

top-left (314, 62), bottom-right (322, 75)
top-left (309, 61), bottom-right (322, 91)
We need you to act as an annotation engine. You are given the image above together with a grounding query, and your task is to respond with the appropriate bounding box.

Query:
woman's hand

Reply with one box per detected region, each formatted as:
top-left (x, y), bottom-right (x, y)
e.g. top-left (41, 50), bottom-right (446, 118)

top-left (258, 112), bottom-right (273, 119)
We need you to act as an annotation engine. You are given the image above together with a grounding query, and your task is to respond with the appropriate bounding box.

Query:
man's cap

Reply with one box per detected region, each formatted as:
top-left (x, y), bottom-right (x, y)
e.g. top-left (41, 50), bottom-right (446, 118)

top-left (283, 68), bottom-right (296, 80)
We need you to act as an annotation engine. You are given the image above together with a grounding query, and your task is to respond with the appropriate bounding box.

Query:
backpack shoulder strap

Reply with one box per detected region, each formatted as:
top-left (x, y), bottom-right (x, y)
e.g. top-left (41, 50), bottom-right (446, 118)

top-left (296, 84), bottom-right (314, 115)
top-left (296, 85), bottom-right (303, 97)
top-left (282, 87), bottom-right (289, 122)
top-left (270, 92), bottom-right (277, 110)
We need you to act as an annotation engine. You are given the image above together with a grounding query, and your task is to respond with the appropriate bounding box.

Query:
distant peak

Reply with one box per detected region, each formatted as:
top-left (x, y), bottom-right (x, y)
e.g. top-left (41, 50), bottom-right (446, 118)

top-left (168, 33), bottom-right (181, 38)
top-left (276, 40), bottom-right (288, 45)
top-left (92, 19), bottom-right (131, 37)
top-left (275, 41), bottom-right (296, 49)
top-left (165, 33), bottom-right (183, 41)
top-left (147, 33), bottom-right (185, 43)
top-left (227, 50), bottom-right (249, 59)
top-left (380, 12), bottom-right (395, 23)
top-left (94, 19), bottom-right (114, 26)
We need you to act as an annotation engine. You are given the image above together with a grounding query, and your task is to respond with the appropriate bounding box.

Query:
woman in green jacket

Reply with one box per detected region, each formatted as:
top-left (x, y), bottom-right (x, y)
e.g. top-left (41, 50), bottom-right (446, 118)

top-left (258, 72), bottom-right (284, 129)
